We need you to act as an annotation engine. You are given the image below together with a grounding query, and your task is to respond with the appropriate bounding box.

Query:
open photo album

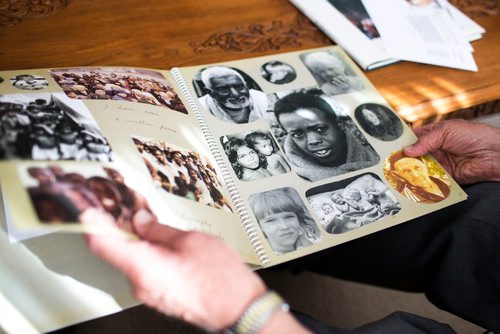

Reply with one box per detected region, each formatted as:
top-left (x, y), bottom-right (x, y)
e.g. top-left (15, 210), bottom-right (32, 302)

top-left (0, 46), bottom-right (467, 270)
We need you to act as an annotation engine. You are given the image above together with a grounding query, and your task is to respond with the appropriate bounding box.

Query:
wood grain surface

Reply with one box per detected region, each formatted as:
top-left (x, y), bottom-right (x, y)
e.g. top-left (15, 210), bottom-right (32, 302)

top-left (0, 0), bottom-right (498, 123)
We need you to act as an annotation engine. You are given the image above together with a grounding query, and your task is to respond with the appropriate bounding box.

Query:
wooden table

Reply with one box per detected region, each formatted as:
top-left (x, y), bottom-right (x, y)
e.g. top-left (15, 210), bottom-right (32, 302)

top-left (1, 0), bottom-right (498, 125)
top-left (0, 0), bottom-right (500, 124)
top-left (0, 2), bottom-right (498, 332)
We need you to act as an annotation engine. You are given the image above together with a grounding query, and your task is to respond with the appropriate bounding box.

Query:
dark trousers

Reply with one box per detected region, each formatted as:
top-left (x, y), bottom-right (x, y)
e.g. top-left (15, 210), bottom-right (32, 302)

top-left (288, 181), bottom-right (500, 333)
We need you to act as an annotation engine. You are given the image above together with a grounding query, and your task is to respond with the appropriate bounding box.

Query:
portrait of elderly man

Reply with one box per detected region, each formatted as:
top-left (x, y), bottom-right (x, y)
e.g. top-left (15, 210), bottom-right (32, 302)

top-left (196, 66), bottom-right (268, 124)
top-left (354, 103), bottom-right (403, 141)
top-left (272, 90), bottom-right (379, 181)
top-left (301, 50), bottom-right (364, 96)
top-left (386, 151), bottom-right (450, 203)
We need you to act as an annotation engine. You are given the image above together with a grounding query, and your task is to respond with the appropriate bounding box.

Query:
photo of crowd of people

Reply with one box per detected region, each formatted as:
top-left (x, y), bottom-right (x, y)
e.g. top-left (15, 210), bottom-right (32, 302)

top-left (249, 187), bottom-right (322, 254)
top-left (307, 173), bottom-right (401, 234)
top-left (0, 93), bottom-right (113, 161)
top-left (221, 130), bottom-right (291, 182)
top-left (384, 151), bottom-right (450, 204)
top-left (266, 88), bottom-right (379, 182)
top-left (10, 74), bottom-right (49, 90)
top-left (132, 136), bottom-right (232, 212)
top-left (327, 0), bottom-right (381, 39)
top-left (24, 164), bottom-right (157, 233)
top-left (50, 67), bottom-right (187, 113)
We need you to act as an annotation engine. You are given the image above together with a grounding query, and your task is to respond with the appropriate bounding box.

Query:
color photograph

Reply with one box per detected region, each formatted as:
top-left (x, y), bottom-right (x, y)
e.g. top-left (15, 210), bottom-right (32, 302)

top-left (21, 164), bottom-right (157, 233)
top-left (327, 0), bottom-right (381, 39)
top-left (384, 150), bottom-right (451, 203)
top-left (50, 67), bottom-right (187, 113)
top-left (133, 136), bottom-right (232, 212)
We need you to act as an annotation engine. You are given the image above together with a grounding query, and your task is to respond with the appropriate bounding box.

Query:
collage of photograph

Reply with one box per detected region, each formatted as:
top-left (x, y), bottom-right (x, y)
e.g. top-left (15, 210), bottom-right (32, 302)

top-left (0, 66), bottom-right (197, 236)
top-left (189, 48), bottom-right (451, 255)
top-left (0, 46), bottom-right (454, 257)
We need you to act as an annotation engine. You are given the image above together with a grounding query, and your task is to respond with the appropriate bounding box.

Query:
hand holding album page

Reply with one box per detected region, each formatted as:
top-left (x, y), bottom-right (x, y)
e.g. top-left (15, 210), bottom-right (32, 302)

top-left (0, 46), bottom-right (469, 332)
top-left (362, 0), bottom-right (478, 71)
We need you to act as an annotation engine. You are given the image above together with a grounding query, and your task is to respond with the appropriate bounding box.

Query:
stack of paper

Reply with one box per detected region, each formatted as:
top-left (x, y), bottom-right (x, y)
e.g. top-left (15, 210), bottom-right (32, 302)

top-left (289, 0), bottom-right (485, 71)
top-left (362, 0), bottom-right (483, 71)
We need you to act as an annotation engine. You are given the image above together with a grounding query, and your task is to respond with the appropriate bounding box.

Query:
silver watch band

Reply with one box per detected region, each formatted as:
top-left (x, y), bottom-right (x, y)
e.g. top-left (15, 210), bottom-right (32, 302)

top-left (223, 290), bottom-right (290, 334)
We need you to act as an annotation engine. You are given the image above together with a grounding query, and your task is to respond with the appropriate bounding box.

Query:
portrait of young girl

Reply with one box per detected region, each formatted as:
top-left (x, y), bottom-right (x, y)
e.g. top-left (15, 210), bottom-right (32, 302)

top-left (222, 136), bottom-right (272, 182)
top-left (249, 187), bottom-right (322, 254)
top-left (245, 131), bottom-right (291, 176)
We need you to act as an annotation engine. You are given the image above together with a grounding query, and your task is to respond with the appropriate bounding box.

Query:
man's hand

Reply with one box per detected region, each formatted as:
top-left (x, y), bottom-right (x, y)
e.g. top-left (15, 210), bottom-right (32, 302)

top-left (404, 120), bottom-right (500, 185)
top-left (81, 208), bottom-right (266, 331)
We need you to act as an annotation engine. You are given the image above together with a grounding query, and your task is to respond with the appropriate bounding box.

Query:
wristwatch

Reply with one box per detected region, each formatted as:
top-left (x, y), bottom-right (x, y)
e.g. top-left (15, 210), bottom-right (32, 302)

top-left (223, 290), bottom-right (290, 334)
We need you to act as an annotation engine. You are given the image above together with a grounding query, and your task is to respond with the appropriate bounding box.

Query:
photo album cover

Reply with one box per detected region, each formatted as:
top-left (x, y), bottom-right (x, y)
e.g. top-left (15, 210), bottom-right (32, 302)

top-left (0, 46), bottom-right (467, 270)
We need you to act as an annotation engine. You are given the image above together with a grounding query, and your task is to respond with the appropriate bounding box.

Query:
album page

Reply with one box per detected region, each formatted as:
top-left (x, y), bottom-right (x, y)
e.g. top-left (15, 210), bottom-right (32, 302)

top-left (174, 45), bottom-right (468, 267)
top-left (0, 67), bottom-right (259, 265)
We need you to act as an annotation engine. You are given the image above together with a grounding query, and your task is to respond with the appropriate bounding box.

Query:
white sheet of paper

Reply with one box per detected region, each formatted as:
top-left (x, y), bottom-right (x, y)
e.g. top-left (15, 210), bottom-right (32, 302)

top-left (362, 0), bottom-right (478, 71)
top-left (447, 4), bottom-right (485, 42)
top-left (436, 0), bottom-right (473, 52)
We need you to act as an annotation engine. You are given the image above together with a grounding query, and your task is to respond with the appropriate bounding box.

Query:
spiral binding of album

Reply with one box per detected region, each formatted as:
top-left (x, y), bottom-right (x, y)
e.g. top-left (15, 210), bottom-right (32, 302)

top-left (171, 68), bottom-right (270, 267)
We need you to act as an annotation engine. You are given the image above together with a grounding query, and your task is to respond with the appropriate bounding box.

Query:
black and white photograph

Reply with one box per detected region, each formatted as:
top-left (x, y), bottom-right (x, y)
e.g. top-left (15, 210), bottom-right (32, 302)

top-left (221, 129), bottom-right (291, 182)
top-left (300, 49), bottom-right (365, 96)
top-left (21, 164), bottom-right (157, 232)
top-left (132, 136), bottom-right (232, 212)
top-left (354, 103), bottom-right (404, 141)
top-left (327, 0), bottom-right (381, 39)
top-left (384, 150), bottom-right (450, 204)
top-left (0, 93), bottom-right (113, 161)
top-left (266, 88), bottom-right (379, 182)
top-left (260, 61), bottom-right (297, 85)
top-left (10, 74), bottom-right (49, 90)
top-left (192, 66), bottom-right (268, 124)
top-left (50, 67), bottom-right (187, 113)
top-left (263, 110), bottom-right (287, 148)
top-left (306, 173), bottom-right (401, 234)
top-left (248, 187), bottom-right (321, 254)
